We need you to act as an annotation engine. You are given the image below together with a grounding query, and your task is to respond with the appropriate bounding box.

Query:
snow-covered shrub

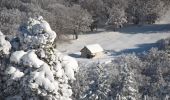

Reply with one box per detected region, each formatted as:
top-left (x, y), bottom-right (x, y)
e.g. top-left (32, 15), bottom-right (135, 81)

top-left (0, 16), bottom-right (78, 100)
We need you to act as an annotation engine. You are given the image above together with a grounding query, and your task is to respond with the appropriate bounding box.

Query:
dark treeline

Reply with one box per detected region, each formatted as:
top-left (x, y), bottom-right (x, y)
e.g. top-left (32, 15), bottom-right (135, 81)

top-left (0, 0), bottom-right (170, 36)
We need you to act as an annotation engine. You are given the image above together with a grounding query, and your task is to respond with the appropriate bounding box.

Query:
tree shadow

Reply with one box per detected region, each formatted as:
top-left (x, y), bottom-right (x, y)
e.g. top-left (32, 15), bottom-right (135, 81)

top-left (106, 43), bottom-right (158, 56)
top-left (118, 24), bottom-right (170, 34)
top-left (85, 29), bottom-right (106, 35)
top-left (69, 53), bottom-right (81, 58)
top-left (118, 43), bottom-right (158, 55)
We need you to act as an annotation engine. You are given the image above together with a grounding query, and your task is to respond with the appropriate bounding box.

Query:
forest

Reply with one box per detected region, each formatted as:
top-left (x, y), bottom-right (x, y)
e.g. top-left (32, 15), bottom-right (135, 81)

top-left (0, 0), bottom-right (170, 37)
top-left (0, 0), bottom-right (170, 100)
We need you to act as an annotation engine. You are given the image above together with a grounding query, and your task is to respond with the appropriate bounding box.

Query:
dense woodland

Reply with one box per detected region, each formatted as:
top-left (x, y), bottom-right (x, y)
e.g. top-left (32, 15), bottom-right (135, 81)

top-left (0, 0), bottom-right (170, 37)
top-left (0, 0), bottom-right (170, 100)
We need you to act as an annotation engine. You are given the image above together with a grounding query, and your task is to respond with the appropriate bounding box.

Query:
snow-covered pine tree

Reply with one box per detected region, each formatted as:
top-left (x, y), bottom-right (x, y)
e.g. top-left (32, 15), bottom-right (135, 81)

top-left (0, 16), bottom-right (79, 100)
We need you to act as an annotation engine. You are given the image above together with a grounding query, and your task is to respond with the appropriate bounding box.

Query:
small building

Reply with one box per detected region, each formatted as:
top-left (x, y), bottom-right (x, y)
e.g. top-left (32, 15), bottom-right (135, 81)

top-left (80, 44), bottom-right (104, 59)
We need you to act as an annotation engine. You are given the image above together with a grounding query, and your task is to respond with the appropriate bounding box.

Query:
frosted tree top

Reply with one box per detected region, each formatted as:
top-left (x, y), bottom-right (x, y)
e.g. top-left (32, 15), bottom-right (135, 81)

top-left (19, 16), bottom-right (57, 50)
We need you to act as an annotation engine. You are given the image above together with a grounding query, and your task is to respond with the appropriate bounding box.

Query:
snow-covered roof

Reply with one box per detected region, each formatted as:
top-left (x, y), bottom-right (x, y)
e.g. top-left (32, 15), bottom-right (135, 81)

top-left (82, 44), bottom-right (104, 53)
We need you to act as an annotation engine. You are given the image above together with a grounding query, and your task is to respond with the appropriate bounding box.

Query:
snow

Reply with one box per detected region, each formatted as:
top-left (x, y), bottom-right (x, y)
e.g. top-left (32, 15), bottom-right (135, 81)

top-left (21, 51), bottom-right (44, 68)
top-left (39, 19), bottom-right (57, 42)
top-left (61, 55), bottom-right (79, 71)
top-left (58, 55), bottom-right (79, 80)
top-left (82, 44), bottom-right (104, 53)
top-left (5, 66), bottom-right (24, 79)
top-left (57, 24), bottom-right (170, 61)
top-left (11, 69), bottom-right (24, 79)
top-left (127, 86), bottom-right (137, 92)
top-left (64, 65), bottom-right (76, 80)
top-left (4, 14), bottom-right (170, 99)
top-left (10, 50), bottom-right (44, 68)
top-left (19, 16), bottom-right (57, 50)
top-left (30, 64), bottom-right (57, 92)
top-left (10, 50), bottom-right (27, 63)
top-left (0, 31), bottom-right (11, 55)
top-left (5, 66), bottom-right (17, 75)
top-left (54, 63), bottom-right (64, 78)
top-left (1, 17), bottom-right (78, 100)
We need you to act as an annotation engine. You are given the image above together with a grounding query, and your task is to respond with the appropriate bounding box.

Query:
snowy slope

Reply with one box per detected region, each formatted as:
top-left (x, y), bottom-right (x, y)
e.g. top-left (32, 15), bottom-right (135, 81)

top-left (57, 25), bottom-right (170, 61)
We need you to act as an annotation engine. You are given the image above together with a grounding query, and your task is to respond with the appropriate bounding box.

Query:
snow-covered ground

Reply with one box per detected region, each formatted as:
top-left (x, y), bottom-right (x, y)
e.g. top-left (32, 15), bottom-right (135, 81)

top-left (57, 24), bottom-right (170, 62)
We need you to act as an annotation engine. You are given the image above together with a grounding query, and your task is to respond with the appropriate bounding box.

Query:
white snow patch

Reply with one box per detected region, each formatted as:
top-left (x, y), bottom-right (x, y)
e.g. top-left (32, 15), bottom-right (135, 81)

top-left (21, 51), bottom-right (44, 68)
top-left (59, 55), bottom-right (79, 80)
top-left (30, 64), bottom-right (56, 92)
top-left (83, 44), bottom-right (104, 53)
top-left (10, 50), bottom-right (27, 64)
top-left (11, 69), bottom-right (24, 79)
top-left (0, 31), bottom-right (11, 54)
top-left (5, 66), bottom-right (24, 80)
top-left (5, 66), bottom-right (17, 75)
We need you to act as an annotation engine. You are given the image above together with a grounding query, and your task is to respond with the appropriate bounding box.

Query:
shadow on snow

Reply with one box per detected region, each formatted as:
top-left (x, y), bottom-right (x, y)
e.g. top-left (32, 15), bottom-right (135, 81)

top-left (106, 43), bottom-right (158, 56)
top-left (118, 24), bottom-right (170, 34)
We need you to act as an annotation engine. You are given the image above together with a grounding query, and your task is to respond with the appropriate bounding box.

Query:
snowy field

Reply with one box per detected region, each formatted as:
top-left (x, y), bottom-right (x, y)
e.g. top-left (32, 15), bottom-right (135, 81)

top-left (57, 24), bottom-right (170, 62)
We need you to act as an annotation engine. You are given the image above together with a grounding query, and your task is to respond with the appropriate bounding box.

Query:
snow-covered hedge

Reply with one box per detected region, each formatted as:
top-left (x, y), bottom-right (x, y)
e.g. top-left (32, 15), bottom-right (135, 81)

top-left (0, 16), bottom-right (78, 100)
